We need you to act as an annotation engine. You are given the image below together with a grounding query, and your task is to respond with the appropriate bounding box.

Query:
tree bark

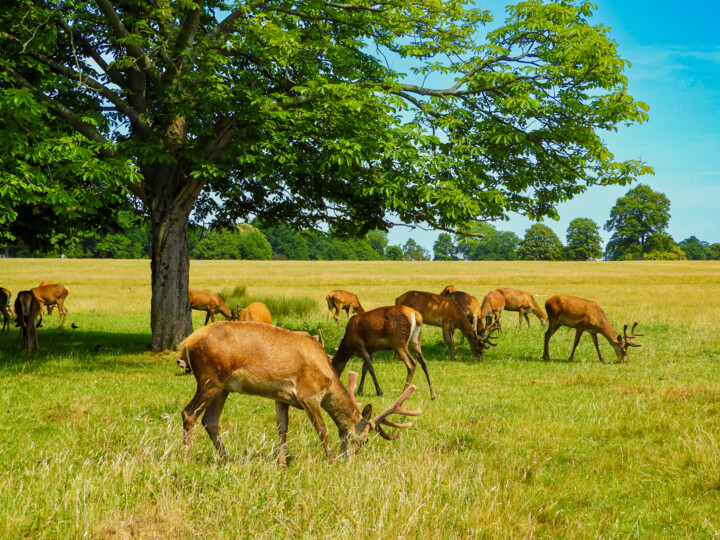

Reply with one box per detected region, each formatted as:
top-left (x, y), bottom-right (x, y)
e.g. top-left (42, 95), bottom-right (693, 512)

top-left (148, 167), bottom-right (195, 351)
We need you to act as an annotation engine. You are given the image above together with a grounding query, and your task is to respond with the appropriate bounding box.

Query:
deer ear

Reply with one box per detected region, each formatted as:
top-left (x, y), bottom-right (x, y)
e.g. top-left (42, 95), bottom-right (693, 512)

top-left (361, 404), bottom-right (373, 421)
top-left (617, 335), bottom-right (623, 344)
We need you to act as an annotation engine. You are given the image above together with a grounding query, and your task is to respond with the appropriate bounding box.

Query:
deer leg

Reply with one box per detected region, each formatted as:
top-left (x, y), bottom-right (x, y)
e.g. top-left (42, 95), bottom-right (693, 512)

top-left (275, 401), bottom-right (290, 467)
top-left (37, 302), bottom-right (44, 328)
top-left (204, 311), bottom-right (211, 326)
top-left (442, 326), bottom-right (455, 360)
top-left (182, 384), bottom-right (223, 462)
top-left (518, 310), bottom-right (524, 327)
top-left (542, 320), bottom-right (561, 361)
top-left (358, 347), bottom-right (382, 396)
top-left (568, 328), bottom-right (584, 362)
top-left (590, 333), bottom-right (605, 363)
top-left (56, 299), bottom-right (66, 326)
top-left (408, 343), bottom-right (436, 400)
top-left (524, 313), bottom-right (531, 328)
top-left (300, 398), bottom-right (335, 462)
top-left (201, 389), bottom-right (230, 461)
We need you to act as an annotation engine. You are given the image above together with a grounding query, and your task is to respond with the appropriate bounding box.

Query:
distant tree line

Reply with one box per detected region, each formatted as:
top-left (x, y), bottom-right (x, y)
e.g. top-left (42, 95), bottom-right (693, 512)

top-left (6, 184), bottom-right (718, 262)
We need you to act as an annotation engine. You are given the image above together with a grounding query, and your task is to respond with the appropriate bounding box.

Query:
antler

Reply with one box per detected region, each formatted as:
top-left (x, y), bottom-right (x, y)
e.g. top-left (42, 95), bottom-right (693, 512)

top-left (370, 384), bottom-right (422, 440)
top-left (481, 322), bottom-right (501, 347)
top-left (347, 371), bottom-right (362, 411)
top-left (624, 322), bottom-right (643, 347)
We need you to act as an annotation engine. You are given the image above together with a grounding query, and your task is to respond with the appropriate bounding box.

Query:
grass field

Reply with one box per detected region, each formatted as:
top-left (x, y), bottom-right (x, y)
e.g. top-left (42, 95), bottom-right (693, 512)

top-left (1, 259), bottom-right (719, 538)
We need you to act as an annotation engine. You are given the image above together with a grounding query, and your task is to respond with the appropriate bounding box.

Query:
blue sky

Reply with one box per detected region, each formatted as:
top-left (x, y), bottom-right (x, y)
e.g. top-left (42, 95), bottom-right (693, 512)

top-left (387, 0), bottom-right (720, 252)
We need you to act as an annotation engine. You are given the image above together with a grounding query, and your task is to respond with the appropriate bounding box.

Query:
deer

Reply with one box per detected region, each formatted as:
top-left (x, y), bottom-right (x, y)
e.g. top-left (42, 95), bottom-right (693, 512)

top-left (331, 305), bottom-right (436, 399)
top-left (14, 291), bottom-right (41, 352)
top-left (30, 283), bottom-right (69, 327)
top-left (480, 290), bottom-right (505, 330)
top-left (236, 302), bottom-right (272, 324)
top-left (38, 281), bottom-right (56, 315)
top-left (326, 290), bottom-right (365, 327)
top-left (189, 289), bottom-right (237, 325)
top-left (495, 288), bottom-right (548, 328)
top-left (179, 321), bottom-right (421, 466)
top-left (395, 290), bottom-right (500, 360)
top-left (1, 287), bottom-right (13, 332)
top-left (439, 285), bottom-right (483, 337)
top-left (542, 295), bottom-right (643, 363)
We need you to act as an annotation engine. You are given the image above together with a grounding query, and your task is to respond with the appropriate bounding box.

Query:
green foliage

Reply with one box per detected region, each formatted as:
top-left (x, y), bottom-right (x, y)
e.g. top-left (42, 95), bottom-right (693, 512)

top-left (366, 229), bottom-right (389, 258)
top-left (193, 224), bottom-right (272, 260)
top-left (517, 224), bottom-right (564, 261)
top-left (403, 239), bottom-right (430, 261)
top-left (565, 218), bottom-right (603, 260)
top-left (643, 246), bottom-right (687, 260)
top-left (604, 184), bottom-right (671, 260)
top-left (679, 236), bottom-right (709, 261)
top-left (256, 222), bottom-right (310, 260)
top-left (386, 245), bottom-right (403, 261)
top-left (433, 233), bottom-right (458, 261)
top-left (455, 223), bottom-right (519, 261)
top-left (218, 286), bottom-right (315, 319)
top-left (707, 243), bottom-right (720, 260)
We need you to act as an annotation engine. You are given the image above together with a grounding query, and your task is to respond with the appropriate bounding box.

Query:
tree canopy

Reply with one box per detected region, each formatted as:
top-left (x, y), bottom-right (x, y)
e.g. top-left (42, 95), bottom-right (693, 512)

top-left (517, 223), bottom-right (564, 261)
top-left (455, 222), bottom-right (519, 261)
top-left (604, 184), bottom-right (670, 260)
top-left (565, 217), bottom-right (602, 260)
top-left (1, 0), bottom-right (651, 348)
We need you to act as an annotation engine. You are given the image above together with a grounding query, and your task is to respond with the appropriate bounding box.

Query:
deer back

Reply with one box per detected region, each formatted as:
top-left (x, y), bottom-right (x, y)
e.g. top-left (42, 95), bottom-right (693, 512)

top-left (238, 302), bottom-right (272, 324)
top-left (396, 290), bottom-right (472, 333)
top-left (31, 283), bottom-right (68, 303)
top-left (181, 322), bottom-right (335, 402)
top-left (545, 295), bottom-right (613, 333)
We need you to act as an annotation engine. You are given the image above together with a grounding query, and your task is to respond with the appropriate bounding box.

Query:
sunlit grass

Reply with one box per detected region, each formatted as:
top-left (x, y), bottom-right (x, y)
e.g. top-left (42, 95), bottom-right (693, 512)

top-left (1, 259), bottom-right (719, 537)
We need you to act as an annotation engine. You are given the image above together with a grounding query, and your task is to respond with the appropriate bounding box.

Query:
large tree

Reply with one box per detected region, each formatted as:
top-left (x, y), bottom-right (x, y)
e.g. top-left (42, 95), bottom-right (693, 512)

top-left (565, 217), bottom-right (602, 260)
top-left (1, 0), bottom-right (650, 349)
top-left (517, 223), bottom-right (564, 261)
top-left (604, 184), bottom-right (671, 260)
top-left (455, 222), bottom-right (519, 260)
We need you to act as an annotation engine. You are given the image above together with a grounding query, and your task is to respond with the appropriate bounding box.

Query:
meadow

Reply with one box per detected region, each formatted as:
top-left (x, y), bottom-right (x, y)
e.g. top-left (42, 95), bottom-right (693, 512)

top-left (1, 258), bottom-right (719, 538)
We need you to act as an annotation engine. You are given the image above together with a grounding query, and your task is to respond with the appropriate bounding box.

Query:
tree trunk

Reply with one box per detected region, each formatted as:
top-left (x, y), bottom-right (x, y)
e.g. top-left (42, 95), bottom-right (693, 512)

top-left (147, 167), bottom-right (196, 351)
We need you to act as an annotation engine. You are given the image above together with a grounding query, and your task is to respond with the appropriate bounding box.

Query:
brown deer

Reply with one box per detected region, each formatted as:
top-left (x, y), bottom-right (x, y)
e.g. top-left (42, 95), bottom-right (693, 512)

top-left (31, 283), bottom-right (69, 327)
top-left (496, 288), bottom-right (548, 328)
top-left (38, 281), bottom-right (55, 315)
top-left (331, 305), bottom-right (436, 399)
top-left (395, 290), bottom-right (497, 360)
top-left (543, 295), bottom-right (643, 363)
top-left (439, 285), bottom-right (482, 336)
top-left (189, 289), bottom-right (237, 325)
top-left (237, 302), bottom-right (272, 324)
top-left (326, 290), bottom-right (365, 327)
top-left (179, 322), bottom-right (420, 466)
top-left (14, 291), bottom-right (41, 352)
top-left (1, 287), bottom-right (13, 333)
top-left (480, 290), bottom-right (505, 329)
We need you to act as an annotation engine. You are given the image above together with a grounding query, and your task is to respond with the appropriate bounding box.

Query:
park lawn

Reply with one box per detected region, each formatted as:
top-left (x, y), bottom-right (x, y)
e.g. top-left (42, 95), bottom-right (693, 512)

top-left (1, 259), bottom-right (719, 538)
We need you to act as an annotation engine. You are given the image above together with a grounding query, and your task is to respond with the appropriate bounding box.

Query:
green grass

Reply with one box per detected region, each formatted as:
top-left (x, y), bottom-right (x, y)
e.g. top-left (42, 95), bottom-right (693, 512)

top-left (1, 259), bottom-right (720, 537)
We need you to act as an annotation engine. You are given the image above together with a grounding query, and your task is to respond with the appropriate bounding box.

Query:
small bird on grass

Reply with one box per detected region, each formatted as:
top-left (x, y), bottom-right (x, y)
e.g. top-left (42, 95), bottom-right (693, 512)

top-left (71, 322), bottom-right (79, 330)
top-left (91, 344), bottom-right (101, 354)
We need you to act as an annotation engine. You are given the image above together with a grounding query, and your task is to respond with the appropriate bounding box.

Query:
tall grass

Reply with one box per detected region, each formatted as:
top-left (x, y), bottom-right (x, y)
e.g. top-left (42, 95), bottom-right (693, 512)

top-left (219, 285), bottom-right (317, 318)
top-left (1, 259), bottom-right (719, 537)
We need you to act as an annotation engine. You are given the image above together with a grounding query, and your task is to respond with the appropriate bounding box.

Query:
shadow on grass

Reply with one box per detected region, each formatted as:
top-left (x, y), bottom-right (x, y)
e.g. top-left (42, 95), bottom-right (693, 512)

top-left (0, 326), bottom-right (156, 373)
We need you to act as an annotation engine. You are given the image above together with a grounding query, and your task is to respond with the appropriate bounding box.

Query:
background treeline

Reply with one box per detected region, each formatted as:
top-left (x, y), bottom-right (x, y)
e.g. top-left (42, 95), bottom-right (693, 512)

top-left (6, 184), bottom-right (720, 262)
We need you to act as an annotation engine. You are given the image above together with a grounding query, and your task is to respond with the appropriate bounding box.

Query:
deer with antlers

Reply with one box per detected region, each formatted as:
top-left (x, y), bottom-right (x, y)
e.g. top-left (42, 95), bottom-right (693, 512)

top-left (179, 322), bottom-right (420, 466)
top-left (30, 283), bottom-right (69, 327)
top-left (189, 289), bottom-right (237, 325)
top-left (495, 288), bottom-right (548, 328)
top-left (440, 285), bottom-right (483, 337)
top-left (236, 302), bottom-right (272, 324)
top-left (1, 287), bottom-right (13, 333)
top-left (326, 290), bottom-right (365, 327)
top-left (542, 295), bottom-right (643, 363)
top-left (331, 305), bottom-right (436, 399)
top-left (14, 291), bottom-right (41, 352)
top-left (396, 290), bottom-right (500, 360)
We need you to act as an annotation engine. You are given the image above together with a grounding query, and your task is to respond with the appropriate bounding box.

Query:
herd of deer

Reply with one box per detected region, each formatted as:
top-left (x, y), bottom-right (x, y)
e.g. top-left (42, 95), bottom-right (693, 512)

top-left (1, 279), bottom-right (641, 466)
top-left (178, 285), bottom-right (642, 466)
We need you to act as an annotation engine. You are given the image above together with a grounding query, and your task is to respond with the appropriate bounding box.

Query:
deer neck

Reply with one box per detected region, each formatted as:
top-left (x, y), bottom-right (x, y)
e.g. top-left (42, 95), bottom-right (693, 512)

top-left (330, 341), bottom-right (353, 375)
top-left (322, 377), bottom-right (361, 432)
top-left (218, 303), bottom-right (233, 318)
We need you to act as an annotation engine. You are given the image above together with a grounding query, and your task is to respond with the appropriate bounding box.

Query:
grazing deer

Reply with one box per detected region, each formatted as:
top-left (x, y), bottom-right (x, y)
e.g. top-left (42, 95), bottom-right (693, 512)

top-left (395, 290), bottom-right (497, 360)
top-left (440, 285), bottom-right (483, 336)
top-left (326, 290), bottom-right (365, 327)
top-left (189, 289), bottom-right (237, 325)
top-left (542, 295), bottom-right (643, 363)
top-left (14, 291), bottom-right (41, 351)
top-left (331, 305), bottom-right (436, 399)
top-left (480, 290), bottom-right (505, 329)
top-left (38, 281), bottom-right (55, 315)
top-left (1, 287), bottom-right (13, 332)
top-left (237, 302), bottom-right (272, 324)
top-left (179, 322), bottom-right (421, 466)
top-left (31, 283), bottom-right (69, 327)
top-left (496, 288), bottom-right (548, 328)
